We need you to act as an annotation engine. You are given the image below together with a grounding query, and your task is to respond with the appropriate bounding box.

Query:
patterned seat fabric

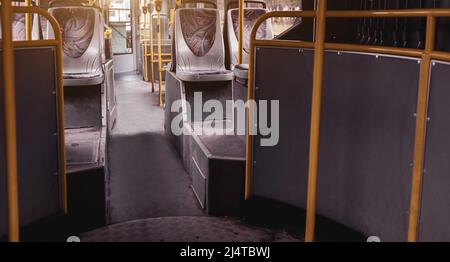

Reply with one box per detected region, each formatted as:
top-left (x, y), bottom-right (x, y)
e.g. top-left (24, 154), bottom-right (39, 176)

top-left (175, 8), bottom-right (232, 82)
top-left (48, 6), bottom-right (105, 84)
top-left (227, 8), bottom-right (273, 68)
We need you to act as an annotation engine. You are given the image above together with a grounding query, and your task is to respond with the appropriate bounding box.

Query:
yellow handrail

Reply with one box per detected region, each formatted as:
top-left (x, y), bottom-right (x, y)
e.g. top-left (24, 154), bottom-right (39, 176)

top-left (143, 5), bottom-right (149, 82)
top-left (156, 8), bottom-right (163, 107)
top-left (146, 52), bottom-right (171, 56)
top-left (2, 0), bottom-right (20, 243)
top-left (238, 0), bottom-right (244, 64)
top-left (305, 0), bottom-right (327, 243)
top-left (4, 6), bottom-right (67, 243)
top-left (25, 0), bottom-right (32, 40)
top-left (246, 3), bottom-right (450, 242)
top-left (149, 2), bottom-right (156, 93)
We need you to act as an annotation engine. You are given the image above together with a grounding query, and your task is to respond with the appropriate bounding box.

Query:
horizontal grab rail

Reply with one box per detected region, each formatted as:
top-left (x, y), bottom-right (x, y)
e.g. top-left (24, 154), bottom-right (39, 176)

top-left (226, 0), bottom-right (267, 10)
top-left (327, 8), bottom-right (450, 18)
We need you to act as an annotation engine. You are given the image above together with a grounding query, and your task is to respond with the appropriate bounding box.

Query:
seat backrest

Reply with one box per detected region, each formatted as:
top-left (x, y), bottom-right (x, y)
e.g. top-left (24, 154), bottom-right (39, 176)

top-left (48, 5), bottom-right (105, 77)
top-left (4, 13), bottom-right (42, 41)
top-left (226, 8), bottom-right (272, 68)
top-left (174, 8), bottom-right (226, 73)
top-left (12, 13), bottom-right (26, 40)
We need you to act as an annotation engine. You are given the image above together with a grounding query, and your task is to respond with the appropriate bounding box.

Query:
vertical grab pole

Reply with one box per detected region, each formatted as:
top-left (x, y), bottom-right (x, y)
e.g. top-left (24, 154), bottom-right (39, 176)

top-left (304, 0), bottom-right (327, 243)
top-left (2, 0), bottom-right (20, 242)
top-left (143, 4), bottom-right (149, 82)
top-left (51, 9), bottom-right (68, 215)
top-left (238, 0), bottom-right (244, 64)
top-left (149, 3), bottom-right (156, 93)
top-left (407, 15), bottom-right (435, 242)
top-left (157, 9), bottom-right (163, 106)
top-left (244, 10), bottom-right (254, 201)
top-left (25, 0), bottom-right (32, 40)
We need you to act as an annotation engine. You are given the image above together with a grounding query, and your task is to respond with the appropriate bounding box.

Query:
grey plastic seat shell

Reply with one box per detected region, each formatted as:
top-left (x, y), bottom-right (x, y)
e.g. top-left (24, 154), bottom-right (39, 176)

top-left (48, 6), bottom-right (105, 86)
top-left (233, 64), bottom-right (249, 79)
top-left (174, 8), bottom-right (233, 82)
top-left (227, 8), bottom-right (273, 69)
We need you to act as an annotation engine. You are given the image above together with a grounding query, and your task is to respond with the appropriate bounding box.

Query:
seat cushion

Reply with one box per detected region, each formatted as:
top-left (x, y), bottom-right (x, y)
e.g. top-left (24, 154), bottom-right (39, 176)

top-left (176, 69), bottom-right (233, 82)
top-left (63, 72), bottom-right (103, 86)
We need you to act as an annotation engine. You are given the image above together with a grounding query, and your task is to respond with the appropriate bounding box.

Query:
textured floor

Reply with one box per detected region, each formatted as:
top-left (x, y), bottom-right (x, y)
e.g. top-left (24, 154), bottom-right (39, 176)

top-left (81, 216), bottom-right (301, 242)
top-left (106, 73), bottom-right (204, 224)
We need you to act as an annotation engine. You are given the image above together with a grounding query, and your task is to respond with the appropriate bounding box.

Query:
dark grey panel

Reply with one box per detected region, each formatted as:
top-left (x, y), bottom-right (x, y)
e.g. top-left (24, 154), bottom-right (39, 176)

top-left (184, 80), bottom-right (233, 122)
top-left (164, 71), bottom-right (183, 155)
top-left (189, 130), bottom-right (246, 215)
top-left (197, 131), bottom-right (245, 159)
top-left (251, 47), bottom-right (420, 241)
top-left (317, 52), bottom-right (419, 241)
top-left (0, 47), bottom-right (61, 237)
top-left (251, 47), bottom-right (313, 209)
top-left (64, 85), bottom-right (102, 129)
top-left (191, 157), bottom-right (206, 208)
top-left (105, 60), bottom-right (117, 132)
top-left (233, 76), bottom-right (247, 142)
top-left (419, 61), bottom-right (450, 242)
top-left (208, 157), bottom-right (245, 216)
top-left (191, 133), bottom-right (209, 177)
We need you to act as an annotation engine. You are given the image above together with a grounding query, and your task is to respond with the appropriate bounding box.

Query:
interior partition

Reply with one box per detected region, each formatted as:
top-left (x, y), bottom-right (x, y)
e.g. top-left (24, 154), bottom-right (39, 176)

top-left (251, 46), bottom-right (421, 241)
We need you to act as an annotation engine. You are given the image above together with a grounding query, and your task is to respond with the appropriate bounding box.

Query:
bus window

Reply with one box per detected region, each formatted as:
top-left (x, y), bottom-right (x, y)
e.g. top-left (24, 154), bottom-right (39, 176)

top-left (268, 0), bottom-right (302, 36)
top-left (109, 0), bottom-right (133, 54)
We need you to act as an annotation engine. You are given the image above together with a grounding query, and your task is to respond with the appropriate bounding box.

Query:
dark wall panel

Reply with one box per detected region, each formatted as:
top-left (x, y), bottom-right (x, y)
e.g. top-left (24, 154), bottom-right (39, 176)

top-left (0, 47), bottom-right (61, 237)
top-left (318, 52), bottom-right (419, 241)
top-left (419, 61), bottom-right (450, 242)
top-left (252, 47), bottom-right (313, 208)
top-left (252, 47), bottom-right (420, 241)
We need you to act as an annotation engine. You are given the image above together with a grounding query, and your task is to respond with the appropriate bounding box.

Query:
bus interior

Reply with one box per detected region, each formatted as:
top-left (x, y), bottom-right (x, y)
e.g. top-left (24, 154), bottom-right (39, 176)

top-left (1, 0), bottom-right (450, 243)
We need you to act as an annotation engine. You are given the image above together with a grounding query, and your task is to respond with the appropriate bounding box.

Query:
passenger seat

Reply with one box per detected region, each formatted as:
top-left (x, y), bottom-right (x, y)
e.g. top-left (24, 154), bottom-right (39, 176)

top-left (226, 7), bottom-right (273, 70)
top-left (48, 2), bottom-right (105, 86)
top-left (174, 8), bottom-right (233, 82)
